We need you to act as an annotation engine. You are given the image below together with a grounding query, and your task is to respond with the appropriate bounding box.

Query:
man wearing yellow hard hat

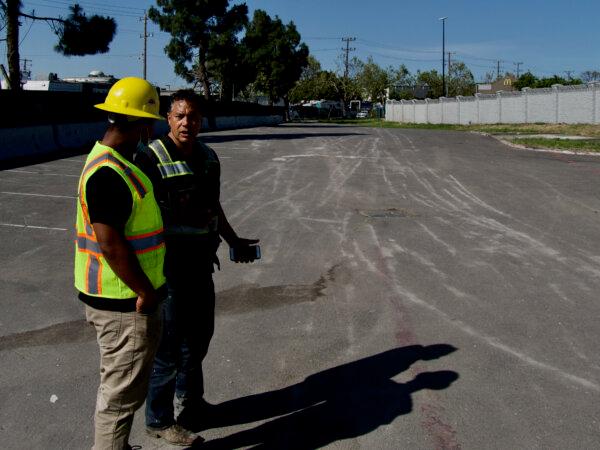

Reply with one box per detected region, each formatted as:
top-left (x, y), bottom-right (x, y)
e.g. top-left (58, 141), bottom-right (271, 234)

top-left (75, 77), bottom-right (203, 449)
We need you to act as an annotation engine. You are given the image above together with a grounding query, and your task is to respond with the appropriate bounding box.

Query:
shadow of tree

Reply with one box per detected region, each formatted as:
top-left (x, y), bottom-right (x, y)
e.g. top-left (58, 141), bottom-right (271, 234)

top-left (192, 344), bottom-right (458, 449)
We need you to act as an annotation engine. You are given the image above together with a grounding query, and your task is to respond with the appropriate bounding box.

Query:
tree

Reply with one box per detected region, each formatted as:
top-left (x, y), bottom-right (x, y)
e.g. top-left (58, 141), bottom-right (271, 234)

top-left (243, 9), bottom-right (309, 106)
top-left (482, 71), bottom-right (495, 83)
top-left (149, 0), bottom-right (248, 99)
top-left (535, 75), bottom-right (582, 88)
top-left (356, 57), bottom-right (389, 104)
top-left (447, 61), bottom-right (475, 97)
top-left (416, 69), bottom-right (443, 98)
top-left (388, 64), bottom-right (415, 100)
top-left (0, 1), bottom-right (116, 90)
top-left (289, 56), bottom-right (336, 103)
top-left (581, 70), bottom-right (600, 83)
top-left (513, 71), bottom-right (538, 90)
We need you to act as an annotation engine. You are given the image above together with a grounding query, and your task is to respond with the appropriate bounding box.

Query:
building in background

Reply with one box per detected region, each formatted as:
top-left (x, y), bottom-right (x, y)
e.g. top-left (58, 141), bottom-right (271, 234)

top-left (1, 70), bottom-right (117, 93)
top-left (476, 75), bottom-right (517, 94)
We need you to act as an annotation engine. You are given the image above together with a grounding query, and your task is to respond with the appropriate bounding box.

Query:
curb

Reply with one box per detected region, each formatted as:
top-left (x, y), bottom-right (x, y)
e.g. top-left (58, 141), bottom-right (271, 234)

top-left (472, 131), bottom-right (600, 157)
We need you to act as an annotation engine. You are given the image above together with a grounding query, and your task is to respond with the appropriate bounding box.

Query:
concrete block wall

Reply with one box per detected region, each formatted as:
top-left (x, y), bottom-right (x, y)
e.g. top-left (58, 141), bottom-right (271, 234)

top-left (0, 114), bottom-right (284, 163)
top-left (526, 88), bottom-right (555, 123)
top-left (459, 98), bottom-right (477, 125)
top-left (386, 82), bottom-right (600, 125)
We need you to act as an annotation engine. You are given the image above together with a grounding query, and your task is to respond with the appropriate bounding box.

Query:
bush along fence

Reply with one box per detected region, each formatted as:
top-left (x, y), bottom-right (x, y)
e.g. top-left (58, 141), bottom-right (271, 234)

top-left (385, 82), bottom-right (600, 125)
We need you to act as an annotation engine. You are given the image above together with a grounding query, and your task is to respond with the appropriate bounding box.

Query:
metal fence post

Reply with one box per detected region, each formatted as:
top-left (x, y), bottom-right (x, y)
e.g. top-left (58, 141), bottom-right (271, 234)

top-left (475, 93), bottom-right (480, 124)
top-left (425, 98), bottom-right (430, 123)
top-left (440, 97), bottom-right (445, 123)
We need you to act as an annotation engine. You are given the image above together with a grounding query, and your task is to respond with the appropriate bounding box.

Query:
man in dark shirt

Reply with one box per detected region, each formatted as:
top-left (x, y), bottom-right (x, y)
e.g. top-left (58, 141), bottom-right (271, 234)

top-left (136, 90), bottom-right (259, 446)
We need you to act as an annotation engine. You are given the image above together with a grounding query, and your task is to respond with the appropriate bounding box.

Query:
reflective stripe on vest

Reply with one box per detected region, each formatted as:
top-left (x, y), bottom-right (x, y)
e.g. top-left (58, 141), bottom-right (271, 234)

top-left (85, 254), bottom-right (102, 295)
top-left (148, 140), bottom-right (193, 179)
top-left (81, 151), bottom-right (147, 198)
top-left (77, 230), bottom-right (164, 255)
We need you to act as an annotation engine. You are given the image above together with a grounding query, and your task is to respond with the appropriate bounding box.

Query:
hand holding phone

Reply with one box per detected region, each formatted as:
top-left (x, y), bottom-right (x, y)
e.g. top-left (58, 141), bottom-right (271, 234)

top-left (229, 245), bottom-right (261, 263)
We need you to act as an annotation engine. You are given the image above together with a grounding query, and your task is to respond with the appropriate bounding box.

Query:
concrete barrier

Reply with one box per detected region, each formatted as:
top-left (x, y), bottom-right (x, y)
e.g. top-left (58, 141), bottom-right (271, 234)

top-left (0, 114), bottom-right (284, 163)
top-left (0, 125), bottom-right (58, 160)
top-left (54, 122), bottom-right (106, 149)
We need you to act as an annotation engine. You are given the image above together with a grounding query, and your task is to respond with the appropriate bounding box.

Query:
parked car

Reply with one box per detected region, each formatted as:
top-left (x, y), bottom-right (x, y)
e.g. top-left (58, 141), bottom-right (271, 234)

top-left (356, 110), bottom-right (369, 118)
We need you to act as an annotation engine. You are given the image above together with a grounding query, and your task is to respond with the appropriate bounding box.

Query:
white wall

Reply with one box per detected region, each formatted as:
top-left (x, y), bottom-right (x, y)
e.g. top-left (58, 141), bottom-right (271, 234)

top-left (386, 83), bottom-right (600, 125)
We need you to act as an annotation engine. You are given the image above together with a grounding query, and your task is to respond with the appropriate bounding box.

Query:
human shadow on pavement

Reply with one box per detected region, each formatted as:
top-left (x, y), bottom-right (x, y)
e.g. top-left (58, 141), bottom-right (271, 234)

top-left (192, 344), bottom-right (458, 449)
top-left (200, 132), bottom-right (366, 144)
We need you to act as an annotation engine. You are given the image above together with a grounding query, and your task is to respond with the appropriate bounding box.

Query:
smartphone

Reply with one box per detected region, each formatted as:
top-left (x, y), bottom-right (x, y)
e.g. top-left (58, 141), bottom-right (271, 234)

top-left (229, 245), bottom-right (261, 262)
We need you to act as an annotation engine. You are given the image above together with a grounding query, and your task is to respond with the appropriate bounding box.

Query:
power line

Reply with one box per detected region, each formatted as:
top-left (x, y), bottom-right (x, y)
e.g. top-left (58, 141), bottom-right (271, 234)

top-left (30, 0), bottom-right (144, 13)
top-left (358, 38), bottom-right (439, 54)
top-left (24, 1), bottom-right (142, 18)
top-left (362, 50), bottom-right (438, 63)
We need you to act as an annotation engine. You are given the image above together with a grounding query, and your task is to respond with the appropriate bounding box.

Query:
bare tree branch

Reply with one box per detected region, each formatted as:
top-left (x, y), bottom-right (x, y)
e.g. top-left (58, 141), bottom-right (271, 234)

top-left (18, 11), bottom-right (65, 23)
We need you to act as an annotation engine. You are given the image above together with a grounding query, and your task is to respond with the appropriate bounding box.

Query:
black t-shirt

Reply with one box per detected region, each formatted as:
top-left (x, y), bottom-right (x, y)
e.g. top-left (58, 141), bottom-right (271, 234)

top-left (86, 167), bottom-right (132, 229)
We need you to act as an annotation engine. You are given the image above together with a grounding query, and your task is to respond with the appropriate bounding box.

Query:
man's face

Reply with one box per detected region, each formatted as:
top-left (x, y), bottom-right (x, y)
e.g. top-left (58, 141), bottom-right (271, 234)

top-left (167, 99), bottom-right (201, 147)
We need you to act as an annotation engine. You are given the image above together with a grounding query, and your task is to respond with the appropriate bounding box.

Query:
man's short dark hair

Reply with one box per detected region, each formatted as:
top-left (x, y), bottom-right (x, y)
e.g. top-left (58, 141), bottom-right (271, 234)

top-left (169, 89), bottom-right (202, 112)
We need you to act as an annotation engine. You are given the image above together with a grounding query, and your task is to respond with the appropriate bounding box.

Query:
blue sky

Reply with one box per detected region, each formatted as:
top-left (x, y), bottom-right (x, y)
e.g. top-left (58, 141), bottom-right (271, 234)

top-left (2, 0), bottom-right (600, 88)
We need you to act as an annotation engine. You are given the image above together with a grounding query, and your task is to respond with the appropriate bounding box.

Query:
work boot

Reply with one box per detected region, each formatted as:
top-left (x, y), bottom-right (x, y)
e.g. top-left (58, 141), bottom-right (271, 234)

top-left (146, 424), bottom-right (202, 446)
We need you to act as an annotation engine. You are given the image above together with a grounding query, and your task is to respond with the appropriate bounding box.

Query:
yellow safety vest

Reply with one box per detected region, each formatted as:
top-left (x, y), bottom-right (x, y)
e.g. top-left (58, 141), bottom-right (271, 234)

top-left (74, 142), bottom-right (166, 298)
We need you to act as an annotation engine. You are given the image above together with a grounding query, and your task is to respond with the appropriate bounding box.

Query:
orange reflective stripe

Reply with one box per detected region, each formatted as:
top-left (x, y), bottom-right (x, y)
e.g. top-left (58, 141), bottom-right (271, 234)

top-left (81, 151), bottom-right (147, 198)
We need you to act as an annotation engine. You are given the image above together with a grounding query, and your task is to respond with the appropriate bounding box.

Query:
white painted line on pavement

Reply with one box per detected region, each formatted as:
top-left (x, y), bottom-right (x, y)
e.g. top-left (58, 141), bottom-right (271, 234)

top-left (0, 223), bottom-right (67, 231)
top-left (1, 191), bottom-right (77, 199)
top-left (4, 169), bottom-right (79, 178)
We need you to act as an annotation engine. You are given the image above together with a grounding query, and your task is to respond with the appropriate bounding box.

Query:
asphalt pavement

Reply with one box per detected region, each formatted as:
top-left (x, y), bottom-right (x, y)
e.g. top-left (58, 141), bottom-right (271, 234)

top-left (1, 123), bottom-right (599, 449)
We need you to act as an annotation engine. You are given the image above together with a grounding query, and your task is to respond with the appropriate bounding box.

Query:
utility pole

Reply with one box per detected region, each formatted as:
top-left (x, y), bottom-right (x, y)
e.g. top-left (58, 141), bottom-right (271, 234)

top-left (20, 58), bottom-right (31, 82)
top-left (497, 60), bottom-right (502, 80)
top-left (140, 11), bottom-right (153, 80)
top-left (341, 37), bottom-right (356, 79)
top-left (514, 62), bottom-right (523, 78)
top-left (565, 70), bottom-right (574, 81)
top-left (439, 17), bottom-right (447, 97)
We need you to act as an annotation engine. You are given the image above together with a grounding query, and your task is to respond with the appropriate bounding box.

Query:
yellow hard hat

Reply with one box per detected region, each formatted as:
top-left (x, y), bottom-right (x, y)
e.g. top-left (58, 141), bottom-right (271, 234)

top-left (95, 77), bottom-right (164, 120)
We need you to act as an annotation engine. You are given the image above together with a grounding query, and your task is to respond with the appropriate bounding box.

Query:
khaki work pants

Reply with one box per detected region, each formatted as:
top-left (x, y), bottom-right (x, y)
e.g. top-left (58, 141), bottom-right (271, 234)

top-left (86, 306), bottom-right (162, 450)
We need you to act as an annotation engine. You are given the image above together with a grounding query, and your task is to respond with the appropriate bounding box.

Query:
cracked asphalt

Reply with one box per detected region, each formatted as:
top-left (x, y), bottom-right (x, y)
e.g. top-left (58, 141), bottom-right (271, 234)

top-left (1, 123), bottom-right (599, 449)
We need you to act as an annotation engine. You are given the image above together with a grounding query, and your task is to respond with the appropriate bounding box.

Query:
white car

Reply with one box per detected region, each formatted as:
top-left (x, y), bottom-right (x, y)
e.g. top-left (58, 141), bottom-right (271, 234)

top-left (356, 110), bottom-right (368, 118)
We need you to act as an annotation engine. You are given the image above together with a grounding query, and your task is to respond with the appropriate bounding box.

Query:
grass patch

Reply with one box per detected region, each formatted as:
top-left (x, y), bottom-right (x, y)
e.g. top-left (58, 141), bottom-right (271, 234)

top-left (314, 119), bottom-right (600, 137)
top-left (509, 137), bottom-right (600, 152)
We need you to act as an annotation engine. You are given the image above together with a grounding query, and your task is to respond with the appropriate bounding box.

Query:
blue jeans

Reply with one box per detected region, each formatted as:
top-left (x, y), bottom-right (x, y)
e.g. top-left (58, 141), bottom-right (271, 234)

top-left (145, 273), bottom-right (215, 429)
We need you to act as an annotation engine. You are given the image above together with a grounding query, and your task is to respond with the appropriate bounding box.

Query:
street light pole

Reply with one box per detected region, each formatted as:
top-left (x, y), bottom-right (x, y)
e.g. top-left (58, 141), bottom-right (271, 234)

top-left (439, 17), bottom-right (447, 97)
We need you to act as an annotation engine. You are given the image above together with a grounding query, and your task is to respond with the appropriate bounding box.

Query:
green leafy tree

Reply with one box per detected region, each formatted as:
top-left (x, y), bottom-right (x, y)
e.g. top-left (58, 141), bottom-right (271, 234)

top-left (0, 1), bottom-right (116, 90)
top-left (447, 61), bottom-right (476, 96)
top-left (243, 9), bottom-right (309, 106)
top-left (513, 71), bottom-right (538, 90)
top-left (535, 75), bottom-right (582, 88)
top-left (388, 64), bottom-right (415, 100)
top-left (149, 0), bottom-right (248, 99)
top-left (515, 72), bottom-right (582, 90)
top-left (289, 57), bottom-right (341, 103)
top-left (356, 57), bottom-right (389, 104)
top-left (416, 69), bottom-right (443, 98)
